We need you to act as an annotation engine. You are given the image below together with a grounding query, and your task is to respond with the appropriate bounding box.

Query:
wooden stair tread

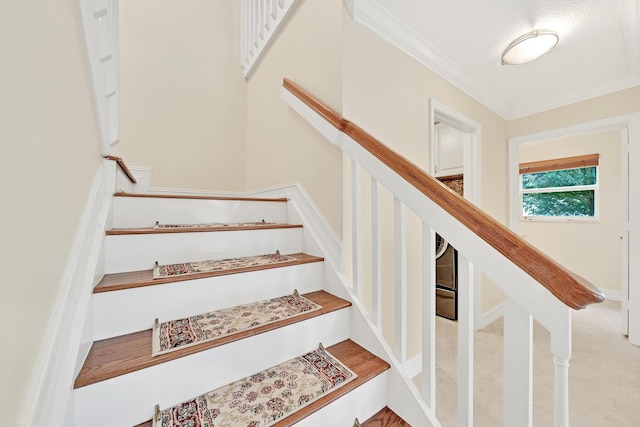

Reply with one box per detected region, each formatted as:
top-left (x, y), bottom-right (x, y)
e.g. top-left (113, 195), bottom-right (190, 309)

top-left (132, 339), bottom-right (389, 427)
top-left (115, 191), bottom-right (288, 203)
top-left (94, 253), bottom-right (323, 293)
top-left (106, 223), bottom-right (302, 235)
top-left (361, 407), bottom-right (411, 426)
top-left (75, 291), bottom-right (351, 388)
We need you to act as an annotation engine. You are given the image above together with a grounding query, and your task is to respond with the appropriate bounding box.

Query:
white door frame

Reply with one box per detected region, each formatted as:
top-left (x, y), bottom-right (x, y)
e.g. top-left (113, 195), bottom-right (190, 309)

top-left (428, 99), bottom-right (483, 330)
top-left (508, 113), bottom-right (640, 344)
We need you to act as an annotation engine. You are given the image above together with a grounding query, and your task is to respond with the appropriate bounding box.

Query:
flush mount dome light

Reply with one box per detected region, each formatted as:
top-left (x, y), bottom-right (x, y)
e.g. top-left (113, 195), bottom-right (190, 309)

top-left (501, 29), bottom-right (559, 65)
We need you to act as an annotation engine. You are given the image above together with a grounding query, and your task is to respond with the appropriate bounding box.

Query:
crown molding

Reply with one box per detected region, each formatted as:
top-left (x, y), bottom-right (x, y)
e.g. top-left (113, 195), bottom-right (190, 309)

top-left (348, 0), bottom-right (511, 119)
top-left (347, 0), bottom-right (640, 121)
top-left (509, 74), bottom-right (640, 119)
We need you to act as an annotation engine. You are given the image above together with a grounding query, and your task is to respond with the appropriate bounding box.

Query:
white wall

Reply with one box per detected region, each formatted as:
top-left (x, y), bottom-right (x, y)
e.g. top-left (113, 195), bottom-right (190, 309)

top-left (245, 0), bottom-right (344, 235)
top-left (119, 0), bottom-right (247, 191)
top-left (0, 0), bottom-right (103, 424)
top-left (518, 130), bottom-right (623, 294)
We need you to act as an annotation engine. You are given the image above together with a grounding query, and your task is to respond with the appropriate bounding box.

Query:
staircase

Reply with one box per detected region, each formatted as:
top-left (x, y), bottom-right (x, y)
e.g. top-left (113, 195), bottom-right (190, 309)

top-left (72, 192), bottom-right (413, 426)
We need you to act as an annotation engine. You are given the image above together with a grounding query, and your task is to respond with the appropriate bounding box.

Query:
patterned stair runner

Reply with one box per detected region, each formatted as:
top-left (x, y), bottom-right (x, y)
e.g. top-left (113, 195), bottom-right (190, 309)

top-left (152, 291), bottom-right (322, 356)
top-left (153, 251), bottom-right (296, 279)
top-left (153, 345), bottom-right (356, 427)
top-left (153, 220), bottom-right (276, 229)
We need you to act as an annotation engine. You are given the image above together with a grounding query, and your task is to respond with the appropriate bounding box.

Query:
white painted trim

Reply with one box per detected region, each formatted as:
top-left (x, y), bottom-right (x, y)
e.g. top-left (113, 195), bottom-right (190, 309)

top-left (404, 353), bottom-right (422, 379)
top-left (17, 161), bottom-right (112, 427)
top-left (402, 302), bottom-right (505, 380)
top-left (247, 183), bottom-right (343, 274)
top-left (112, 170), bottom-right (343, 274)
top-left (508, 0), bottom-right (639, 119)
top-left (277, 188), bottom-right (436, 424)
top-left (349, 0), bottom-right (510, 119)
top-left (599, 288), bottom-right (623, 302)
top-left (508, 75), bottom-right (640, 120)
top-left (478, 302), bottom-right (505, 330)
top-left (428, 99), bottom-right (484, 331)
top-left (508, 113), bottom-right (640, 343)
top-left (339, 270), bottom-right (439, 426)
top-left (241, 0), bottom-right (302, 78)
top-left (78, 0), bottom-right (120, 155)
top-left (348, 0), bottom-right (640, 120)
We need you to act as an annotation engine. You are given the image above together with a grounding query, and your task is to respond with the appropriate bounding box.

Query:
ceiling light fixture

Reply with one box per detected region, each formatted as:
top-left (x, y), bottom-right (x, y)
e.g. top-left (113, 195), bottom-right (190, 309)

top-left (501, 29), bottom-right (559, 65)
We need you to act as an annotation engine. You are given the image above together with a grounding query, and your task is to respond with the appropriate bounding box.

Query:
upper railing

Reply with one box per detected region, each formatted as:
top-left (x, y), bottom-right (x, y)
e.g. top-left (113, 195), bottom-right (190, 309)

top-left (282, 77), bottom-right (604, 427)
top-left (241, 0), bottom-right (301, 78)
top-left (283, 78), bottom-right (603, 310)
top-left (79, 0), bottom-right (119, 155)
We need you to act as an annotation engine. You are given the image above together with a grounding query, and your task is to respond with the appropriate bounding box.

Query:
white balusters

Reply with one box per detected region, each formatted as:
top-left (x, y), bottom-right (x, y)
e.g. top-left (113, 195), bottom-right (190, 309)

top-left (371, 177), bottom-right (382, 328)
top-left (79, 0), bottom-right (119, 154)
top-left (551, 307), bottom-right (572, 427)
top-left (457, 254), bottom-right (474, 426)
top-left (241, 0), bottom-right (301, 77)
top-left (282, 82), bottom-right (585, 427)
top-left (394, 197), bottom-right (407, 363)
top-left (351, 160), bottom-right (362, 297)
top-left (421, 223), bottom-right (436, 408)
top-left (503, 298), bottom-right (533, 426)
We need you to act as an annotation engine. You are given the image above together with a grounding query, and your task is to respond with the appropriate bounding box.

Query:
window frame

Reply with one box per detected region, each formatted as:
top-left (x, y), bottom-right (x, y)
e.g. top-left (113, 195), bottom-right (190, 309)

top-left (519, 154), bottom-right (600, 222)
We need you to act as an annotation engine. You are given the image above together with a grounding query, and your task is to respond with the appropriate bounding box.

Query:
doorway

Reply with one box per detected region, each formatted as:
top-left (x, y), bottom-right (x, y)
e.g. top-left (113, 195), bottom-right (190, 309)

top-left (428, 99), bottom-right (482, 329)
top-left (508, 114), bottom-right (640, 343)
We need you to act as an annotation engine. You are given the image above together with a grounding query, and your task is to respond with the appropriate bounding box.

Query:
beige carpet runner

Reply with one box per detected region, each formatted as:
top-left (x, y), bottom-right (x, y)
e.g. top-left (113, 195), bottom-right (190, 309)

top-left (152, 291), bottom-right (321, 356)
top-left (153, 251), bottom-right (296, 279)
top-left (153, 345), bottom-right (356, 427)
top-left (154, 220), bottom-right (276, 229)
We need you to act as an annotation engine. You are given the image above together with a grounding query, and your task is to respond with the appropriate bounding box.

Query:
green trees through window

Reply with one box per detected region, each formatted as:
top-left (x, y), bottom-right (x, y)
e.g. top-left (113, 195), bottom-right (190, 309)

top-left (521, 166), bottom-right (597, 218)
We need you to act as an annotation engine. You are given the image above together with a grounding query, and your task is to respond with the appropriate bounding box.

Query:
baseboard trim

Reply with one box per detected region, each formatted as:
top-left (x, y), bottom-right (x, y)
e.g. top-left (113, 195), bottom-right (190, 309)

top-left (404, 353), bottom-right (422, 379)
top-left (247, 183), bottom-right (343, 274)
top-left (18, 162), bottom-right (112, 427)
top-left (118, 167), bottom-right (343, 274)
top-left (400, 303), bottom-right (504, 380)
top-left (478, 302), bottom-right (504, 330)
top-left (599, 288), bottom-right (623, 302)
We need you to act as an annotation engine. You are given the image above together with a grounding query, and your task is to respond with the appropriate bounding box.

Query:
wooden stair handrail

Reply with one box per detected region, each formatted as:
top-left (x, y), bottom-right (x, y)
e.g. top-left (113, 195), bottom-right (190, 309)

top-left (104, 155), bottom-right (137, 184)
top-left (283, 78), bottom-right (604, 310)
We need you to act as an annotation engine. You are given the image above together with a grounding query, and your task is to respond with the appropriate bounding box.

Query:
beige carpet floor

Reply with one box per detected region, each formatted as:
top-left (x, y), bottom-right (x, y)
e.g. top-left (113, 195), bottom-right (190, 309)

top-left (421, 300), bottom-right (639, 426)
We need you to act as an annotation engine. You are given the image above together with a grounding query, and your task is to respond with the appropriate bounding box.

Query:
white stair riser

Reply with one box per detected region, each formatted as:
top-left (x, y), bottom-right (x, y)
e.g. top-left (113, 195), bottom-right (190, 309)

top-left (112, 197), bottom-right (288, 228)
top-left (74, 309), bottom-right (350, 427)
top-left (295, 372), bottom-right (388, 427)
top-left (104, 228), bottom-right (303, 273)
top-left (93, 262), bottom-right (324, 340)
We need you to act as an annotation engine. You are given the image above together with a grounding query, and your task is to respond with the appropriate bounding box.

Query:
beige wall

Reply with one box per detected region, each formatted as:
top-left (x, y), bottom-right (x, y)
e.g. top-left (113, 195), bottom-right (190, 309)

top-left (119, 0), bottom-right (247, 191)
top-left (0, 0), bottom-right (103, 423)
top-left (245, 0), bottom-right (344, 235)
top-left (508, 85), bottom-right (639, 304)
top-left (508, 86), bottom-right (640, 137)
top-left (519, 130), bottom-right (623, 293)
top-left (341, 10), bottom-right (508, 356)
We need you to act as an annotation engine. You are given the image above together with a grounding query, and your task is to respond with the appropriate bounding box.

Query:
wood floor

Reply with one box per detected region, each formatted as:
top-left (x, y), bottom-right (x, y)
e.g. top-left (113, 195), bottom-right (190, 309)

top-left (133, 339), bottom-right (390, 427)
top-left (94, 253), bottom-right (323, 293)
top-left (361, 406), bottom-right (411, 426)
top-left (75, 291), bottom-right (350, 388)
top-left (114, 191), bottom-right (288, 203)
top-left (106, 223), bottom-right (302, 235)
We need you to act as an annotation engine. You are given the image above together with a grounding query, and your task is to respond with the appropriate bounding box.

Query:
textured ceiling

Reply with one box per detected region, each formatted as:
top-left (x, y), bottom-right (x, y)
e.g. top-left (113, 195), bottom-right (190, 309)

top-left (366, 0), bottom-right (640, 119)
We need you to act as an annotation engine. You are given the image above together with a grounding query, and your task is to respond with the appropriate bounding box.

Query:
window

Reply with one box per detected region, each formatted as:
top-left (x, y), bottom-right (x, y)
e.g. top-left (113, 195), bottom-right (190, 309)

top-left (519, 154), bottom-right (599, 220)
